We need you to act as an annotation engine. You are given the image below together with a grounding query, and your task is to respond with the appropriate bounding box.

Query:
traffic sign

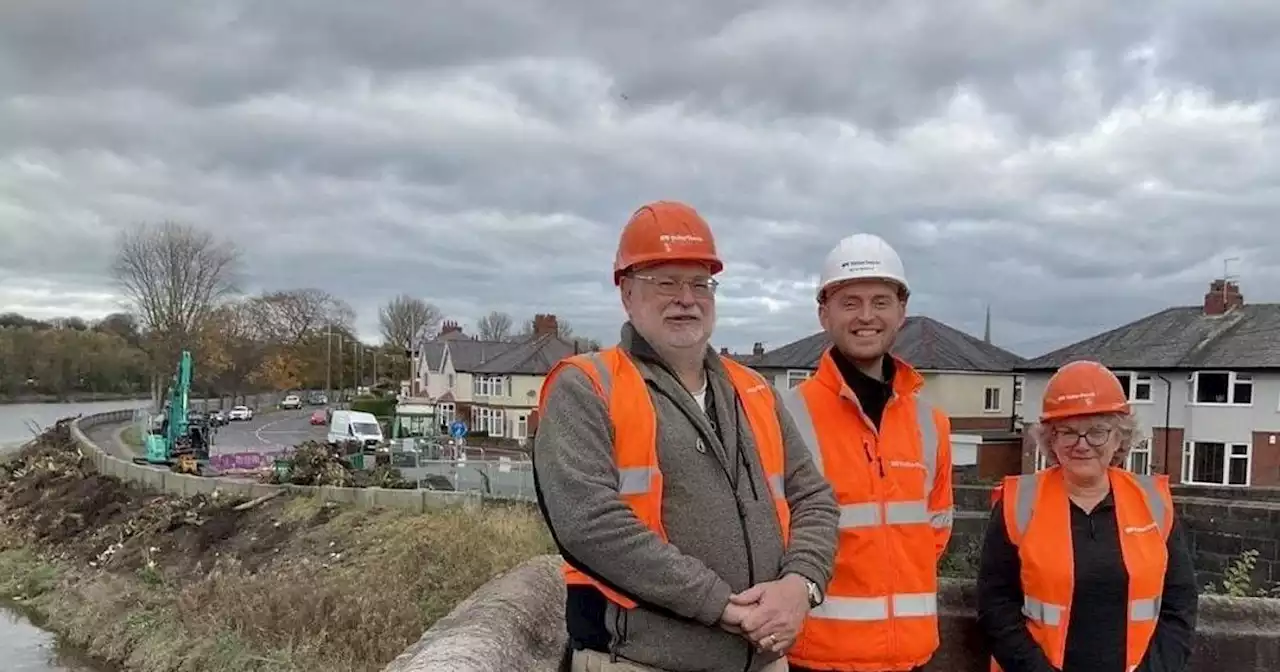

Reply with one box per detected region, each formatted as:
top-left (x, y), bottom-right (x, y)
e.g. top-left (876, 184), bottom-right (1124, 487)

top-left (449, 420), bottom-right (467, 438)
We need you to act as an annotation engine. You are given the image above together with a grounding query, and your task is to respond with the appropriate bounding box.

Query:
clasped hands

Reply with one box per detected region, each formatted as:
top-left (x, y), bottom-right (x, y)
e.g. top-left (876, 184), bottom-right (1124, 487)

top-left (718, 573), bottom-right (810, 655)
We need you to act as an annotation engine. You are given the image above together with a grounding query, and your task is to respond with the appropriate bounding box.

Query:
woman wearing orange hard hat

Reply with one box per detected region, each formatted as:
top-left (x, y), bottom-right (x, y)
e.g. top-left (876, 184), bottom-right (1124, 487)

top-left (977, 360), bottom-right (1198, 671)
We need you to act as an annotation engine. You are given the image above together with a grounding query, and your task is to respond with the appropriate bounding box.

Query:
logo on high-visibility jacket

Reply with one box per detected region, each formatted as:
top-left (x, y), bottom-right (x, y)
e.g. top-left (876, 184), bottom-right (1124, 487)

top-left (1124, 522), bottom-right (1158, 534)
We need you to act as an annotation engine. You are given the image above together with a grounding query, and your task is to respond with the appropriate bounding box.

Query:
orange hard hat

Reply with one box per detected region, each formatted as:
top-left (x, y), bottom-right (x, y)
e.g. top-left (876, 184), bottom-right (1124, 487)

top-left (1039, 360), bottom-right (1131, 423)
top-left (613, 201), bottom-right (723, 285)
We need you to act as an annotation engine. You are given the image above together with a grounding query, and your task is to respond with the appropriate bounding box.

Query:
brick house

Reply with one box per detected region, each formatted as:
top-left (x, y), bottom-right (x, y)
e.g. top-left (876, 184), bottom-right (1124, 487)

top-left (1017, 279), bottom-right (1280, 489)
top-left (412, 315), bottom-right (578, 444)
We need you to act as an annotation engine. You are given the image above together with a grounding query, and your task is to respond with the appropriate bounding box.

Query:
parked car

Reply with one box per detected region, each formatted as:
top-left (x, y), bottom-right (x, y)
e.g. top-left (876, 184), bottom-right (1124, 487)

top-left (309, 393), bottom-right (328, 406)
top-left (280, 394), bottom-right (303, 410)
top-left (207, 409), bottom-right (227, 426)
top-left (227, 405), bottom-right (254, 421)
top-left (309, 410), bottom-right (327, 426)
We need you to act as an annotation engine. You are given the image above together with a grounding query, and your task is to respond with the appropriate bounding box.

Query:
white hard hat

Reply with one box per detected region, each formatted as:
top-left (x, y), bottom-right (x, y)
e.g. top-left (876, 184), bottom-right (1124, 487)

top-left (817, 233), bottom-right (909, 301)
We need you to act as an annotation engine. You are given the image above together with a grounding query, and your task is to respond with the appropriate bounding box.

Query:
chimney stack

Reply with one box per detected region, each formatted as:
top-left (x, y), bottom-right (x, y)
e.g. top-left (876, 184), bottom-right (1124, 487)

top-left (720, 347), bottom-right (730, 355)
top-left (752, 342), bottom-right (765, 356)
top-left (439, 320), bottom-right (464, 338)
top-left (533, 313), bottom-right (559, 337)
top-left (1203, 279), bottom-right (1244, 316)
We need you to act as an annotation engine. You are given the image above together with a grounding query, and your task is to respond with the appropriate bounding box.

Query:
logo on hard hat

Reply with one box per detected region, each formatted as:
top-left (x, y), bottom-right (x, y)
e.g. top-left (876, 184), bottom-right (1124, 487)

top-left (659, 233), bottom-right (704, 253)
top-left (840, 260), bottom-right (881, 271)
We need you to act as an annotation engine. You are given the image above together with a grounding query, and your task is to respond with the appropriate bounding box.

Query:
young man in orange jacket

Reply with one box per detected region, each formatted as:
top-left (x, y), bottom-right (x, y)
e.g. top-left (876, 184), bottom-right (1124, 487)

top-left (776, 233), bottom-right (954, 672)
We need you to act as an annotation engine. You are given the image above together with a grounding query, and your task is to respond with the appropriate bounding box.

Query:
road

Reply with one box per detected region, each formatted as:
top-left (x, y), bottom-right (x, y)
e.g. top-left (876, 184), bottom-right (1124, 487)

top-left (85, 409), bottom-right (326, 461)
top-left (210, 409), bottom-right (327, 453)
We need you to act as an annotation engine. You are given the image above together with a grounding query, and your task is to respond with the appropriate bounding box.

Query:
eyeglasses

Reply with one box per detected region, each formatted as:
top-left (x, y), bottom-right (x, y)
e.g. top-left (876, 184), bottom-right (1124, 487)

top-left (630, 274), bottom-right (719, 298)
top-left (1050, 426), bottom-right (1114, 448)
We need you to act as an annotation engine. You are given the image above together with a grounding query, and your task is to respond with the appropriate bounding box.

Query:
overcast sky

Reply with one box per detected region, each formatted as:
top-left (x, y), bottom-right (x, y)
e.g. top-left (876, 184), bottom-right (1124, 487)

top-left (3, 2), bottom-right (1280, 357)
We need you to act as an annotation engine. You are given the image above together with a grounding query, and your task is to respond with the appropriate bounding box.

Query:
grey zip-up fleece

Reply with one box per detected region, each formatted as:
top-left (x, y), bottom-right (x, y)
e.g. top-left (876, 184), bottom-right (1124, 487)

top-left (533, 323), bottom-right (839, 672)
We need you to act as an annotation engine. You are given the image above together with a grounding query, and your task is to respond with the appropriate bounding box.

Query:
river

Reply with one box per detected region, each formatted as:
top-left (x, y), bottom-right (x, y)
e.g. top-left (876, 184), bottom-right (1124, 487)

top-left (1, 400), bottom-right (146, 671)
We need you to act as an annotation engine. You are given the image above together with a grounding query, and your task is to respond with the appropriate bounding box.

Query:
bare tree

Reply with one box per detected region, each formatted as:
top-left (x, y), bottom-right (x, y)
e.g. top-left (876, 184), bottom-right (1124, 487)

top-left (476, 311), bottom-right (515, 341)
top-left (378, 294), bottom-right (442, 350)
top-left (253, 288), bottom-right (353, 345)
top-left (111, 221), bottom-right (240, 398)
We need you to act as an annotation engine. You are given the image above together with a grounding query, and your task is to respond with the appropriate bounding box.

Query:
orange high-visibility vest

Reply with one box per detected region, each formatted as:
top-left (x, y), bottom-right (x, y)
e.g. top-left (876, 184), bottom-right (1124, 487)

top-left (781, 352), bottom-right (952, 672)
top-left (539, 346), bottom-right (792, 609)
top-left (990, 466), bottom-right (1173, 672)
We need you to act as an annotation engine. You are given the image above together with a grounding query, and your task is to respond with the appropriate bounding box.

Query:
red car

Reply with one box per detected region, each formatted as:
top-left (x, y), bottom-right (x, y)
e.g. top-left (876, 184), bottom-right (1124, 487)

top-left (309, 410), bottom-right (327, 426)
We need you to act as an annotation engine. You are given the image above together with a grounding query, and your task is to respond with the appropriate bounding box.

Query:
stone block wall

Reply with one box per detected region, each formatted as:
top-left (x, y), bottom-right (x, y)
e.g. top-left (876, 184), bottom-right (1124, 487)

top-left (384, 555), bottom-right (1280, 672)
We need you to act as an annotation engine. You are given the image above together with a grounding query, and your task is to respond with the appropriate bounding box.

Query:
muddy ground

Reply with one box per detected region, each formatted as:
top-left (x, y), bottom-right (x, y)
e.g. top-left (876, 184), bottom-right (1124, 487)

top-left (0, 419), bottom-right (553, 672)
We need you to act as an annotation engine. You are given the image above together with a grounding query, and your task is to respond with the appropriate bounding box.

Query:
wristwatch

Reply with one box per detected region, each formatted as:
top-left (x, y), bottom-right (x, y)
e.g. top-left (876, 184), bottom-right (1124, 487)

top-left (803, 577), bottom-right (824, 608)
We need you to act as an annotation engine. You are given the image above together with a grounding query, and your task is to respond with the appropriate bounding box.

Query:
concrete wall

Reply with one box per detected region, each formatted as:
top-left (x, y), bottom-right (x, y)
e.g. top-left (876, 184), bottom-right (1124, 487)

top-left (68, 410), bottom-right (483, 514)
top-left (382, 554), bottom-right (1280, 672)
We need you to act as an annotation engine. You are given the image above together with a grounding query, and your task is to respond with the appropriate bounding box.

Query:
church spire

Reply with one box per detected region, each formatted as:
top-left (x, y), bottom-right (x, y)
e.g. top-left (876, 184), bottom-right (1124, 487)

top-left (983, 304), bottom-right (992, 344)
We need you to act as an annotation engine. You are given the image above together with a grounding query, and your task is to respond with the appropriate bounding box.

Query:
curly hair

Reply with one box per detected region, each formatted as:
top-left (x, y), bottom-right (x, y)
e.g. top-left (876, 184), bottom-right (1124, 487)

top-left (1029, 412), bottom-right (1144, 467)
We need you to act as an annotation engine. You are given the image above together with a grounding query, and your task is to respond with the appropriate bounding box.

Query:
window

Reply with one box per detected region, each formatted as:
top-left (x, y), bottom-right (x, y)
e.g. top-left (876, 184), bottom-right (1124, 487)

top-left (1181, 441), bottom-right (1250, 486)
top-left (1192, 372), bottom-right (1252, 405)
top-left (983, 386), bottom-right (1002, 413)
top-left (470, 375), bottom-right (507, 397)
top-left (1113, 371), bottom-right (1153, 403)
top-left (447, 373), bottom-right (455, 389)
top-left (469, 406), bottom-right (505, 437)
top-left (785, 370), bottom-right (811, 389)
top-left (1013, 377), bottom-right (1024, 405)
top-left (1126, 439), bottom-right (1151, 475)
top-left (436, 402), bottom-right (455, 427)
top-left (515, 414), bottom-right (528, 439)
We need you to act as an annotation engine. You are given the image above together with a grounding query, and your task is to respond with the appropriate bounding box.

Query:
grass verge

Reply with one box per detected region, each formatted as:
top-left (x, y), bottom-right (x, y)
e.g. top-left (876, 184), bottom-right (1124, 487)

top-left (0, 420), bottom-right (554, 672)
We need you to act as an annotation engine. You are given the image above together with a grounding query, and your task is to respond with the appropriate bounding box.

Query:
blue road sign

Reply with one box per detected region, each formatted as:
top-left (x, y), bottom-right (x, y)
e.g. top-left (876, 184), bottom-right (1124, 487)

top-left (449, 420), bottom-right (467, 438)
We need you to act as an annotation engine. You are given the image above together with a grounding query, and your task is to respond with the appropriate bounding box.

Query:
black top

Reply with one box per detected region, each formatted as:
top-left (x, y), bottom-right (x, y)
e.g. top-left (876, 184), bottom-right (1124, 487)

top-left (829, 348), bottom-right (895, 429)
top-left (978, 492), bottom-right (1198, 672)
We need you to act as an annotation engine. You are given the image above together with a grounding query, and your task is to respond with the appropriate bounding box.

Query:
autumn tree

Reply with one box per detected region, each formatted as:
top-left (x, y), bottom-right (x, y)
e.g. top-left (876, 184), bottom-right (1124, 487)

top-left (378, 294), bottom-right (442, 351)
top-left (110, 221), bottom-right (240, 399)
top-left (476, 311), bottom-right (516, 341)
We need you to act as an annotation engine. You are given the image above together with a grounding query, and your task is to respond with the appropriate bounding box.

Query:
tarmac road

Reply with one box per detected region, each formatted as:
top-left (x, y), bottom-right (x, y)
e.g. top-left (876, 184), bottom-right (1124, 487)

top-left (211, 409), bottom-right (326, 453)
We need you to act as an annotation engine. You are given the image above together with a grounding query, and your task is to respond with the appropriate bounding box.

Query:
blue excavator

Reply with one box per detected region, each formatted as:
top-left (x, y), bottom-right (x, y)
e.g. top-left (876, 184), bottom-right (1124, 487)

top-left (134, 350), bottom-right (209, 475)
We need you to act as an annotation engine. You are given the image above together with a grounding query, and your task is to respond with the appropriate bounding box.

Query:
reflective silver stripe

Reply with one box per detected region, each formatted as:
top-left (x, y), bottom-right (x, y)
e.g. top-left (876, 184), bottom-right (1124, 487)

top-left (808, 593), bottom-right (939, 621)
top-left (930, 506), bottom-right (955, 529)
top-left (810, 596), bottom-right (887, 621)
top-left (885, 499), bottom-right (930, 525)
top-left (839, 503), bottom-right (881, 528)
top-left (580, 352), bottom-right (613, 396)
top-left (1012, 473), bottom-right (1039, 538)
top-left (767, 473), bottom-right (785, 497)
top-left (779, 387), bottom-right (824, 475)
top-left (1130, 597), bottom-right (1160, 621)
top-left (1023, 596), bottom-right (1064, 626)
top-left (618, 466), bottom-right (655, 495)
top-left (893, 592), bottom-right (938, 617)
top-left (917, 400), bottom-right (939, 490)
top-left (1132, 474), bottom-right (1169, 535)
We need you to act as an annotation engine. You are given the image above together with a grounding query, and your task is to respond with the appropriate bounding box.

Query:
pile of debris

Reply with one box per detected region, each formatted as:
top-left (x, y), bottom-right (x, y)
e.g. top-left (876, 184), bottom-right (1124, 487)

top-left (262, 441), bottom-right (414, 489)
top-left (0, 418), bottom-right (256, 571)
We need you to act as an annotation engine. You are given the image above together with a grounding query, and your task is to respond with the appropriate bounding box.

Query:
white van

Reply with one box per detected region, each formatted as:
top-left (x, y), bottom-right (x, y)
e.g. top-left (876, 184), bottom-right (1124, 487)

top-left (327, 410), bottom-right (384, 449)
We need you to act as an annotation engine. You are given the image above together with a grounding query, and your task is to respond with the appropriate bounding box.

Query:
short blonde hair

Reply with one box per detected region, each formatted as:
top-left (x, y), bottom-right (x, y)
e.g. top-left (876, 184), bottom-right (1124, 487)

top-left (1030, 412), bottom-right (1144, 467)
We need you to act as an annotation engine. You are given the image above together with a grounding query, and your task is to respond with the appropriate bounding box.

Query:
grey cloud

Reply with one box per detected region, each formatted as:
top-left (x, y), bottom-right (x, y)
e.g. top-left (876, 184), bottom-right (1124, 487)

top-left (4, 1), bottom-right (1280, 356)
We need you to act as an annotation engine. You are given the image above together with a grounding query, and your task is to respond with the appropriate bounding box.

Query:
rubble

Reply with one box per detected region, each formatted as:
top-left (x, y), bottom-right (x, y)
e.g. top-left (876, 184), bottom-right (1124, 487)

top-left (262, 440), bottom-right (414, 489)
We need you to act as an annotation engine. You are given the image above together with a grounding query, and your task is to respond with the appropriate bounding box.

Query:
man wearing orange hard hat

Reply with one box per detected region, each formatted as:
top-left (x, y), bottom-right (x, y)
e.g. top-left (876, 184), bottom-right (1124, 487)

top-left (978, 360), bottom-right (1198, 672)
top-left (533, 200), bottom-right (839, 672)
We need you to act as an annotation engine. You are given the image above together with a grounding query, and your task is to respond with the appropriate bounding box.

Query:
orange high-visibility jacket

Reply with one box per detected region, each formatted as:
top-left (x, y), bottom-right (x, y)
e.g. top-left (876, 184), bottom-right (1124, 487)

top-left (990, 467), bottom-right (1173, 672)
top-left (540, 346), bottom-right (792, 609)
top-left (781, 351), bottom-right (953, 672)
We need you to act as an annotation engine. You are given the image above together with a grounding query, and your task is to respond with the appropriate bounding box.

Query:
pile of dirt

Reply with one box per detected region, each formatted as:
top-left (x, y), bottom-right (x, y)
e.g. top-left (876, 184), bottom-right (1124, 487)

top-left (0, 418), bottom-right (554, 672)
top-left (0, 419), bottom-right (300, 578)
top-left (262, 440), bottom-right (414, 489)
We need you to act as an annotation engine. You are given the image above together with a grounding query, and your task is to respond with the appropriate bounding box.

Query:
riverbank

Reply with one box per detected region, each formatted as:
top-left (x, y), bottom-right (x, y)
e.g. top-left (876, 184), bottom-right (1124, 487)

top-left (0, 422), bottom-right (553, 672)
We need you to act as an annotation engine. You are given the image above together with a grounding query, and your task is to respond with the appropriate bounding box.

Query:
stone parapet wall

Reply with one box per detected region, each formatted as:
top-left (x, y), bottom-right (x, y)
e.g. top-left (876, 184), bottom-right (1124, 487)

top-left (68, 410), bottom-right (482, 514)
top-left (382, 554), bottom-right (1280, 672)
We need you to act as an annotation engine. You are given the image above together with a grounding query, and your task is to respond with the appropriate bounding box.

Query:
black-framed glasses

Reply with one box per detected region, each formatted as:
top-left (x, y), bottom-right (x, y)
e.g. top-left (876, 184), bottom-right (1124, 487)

top-left (630, 274), bottom-right (719, 298)
top-left (1050, 426), bottom-right (1114, 448)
